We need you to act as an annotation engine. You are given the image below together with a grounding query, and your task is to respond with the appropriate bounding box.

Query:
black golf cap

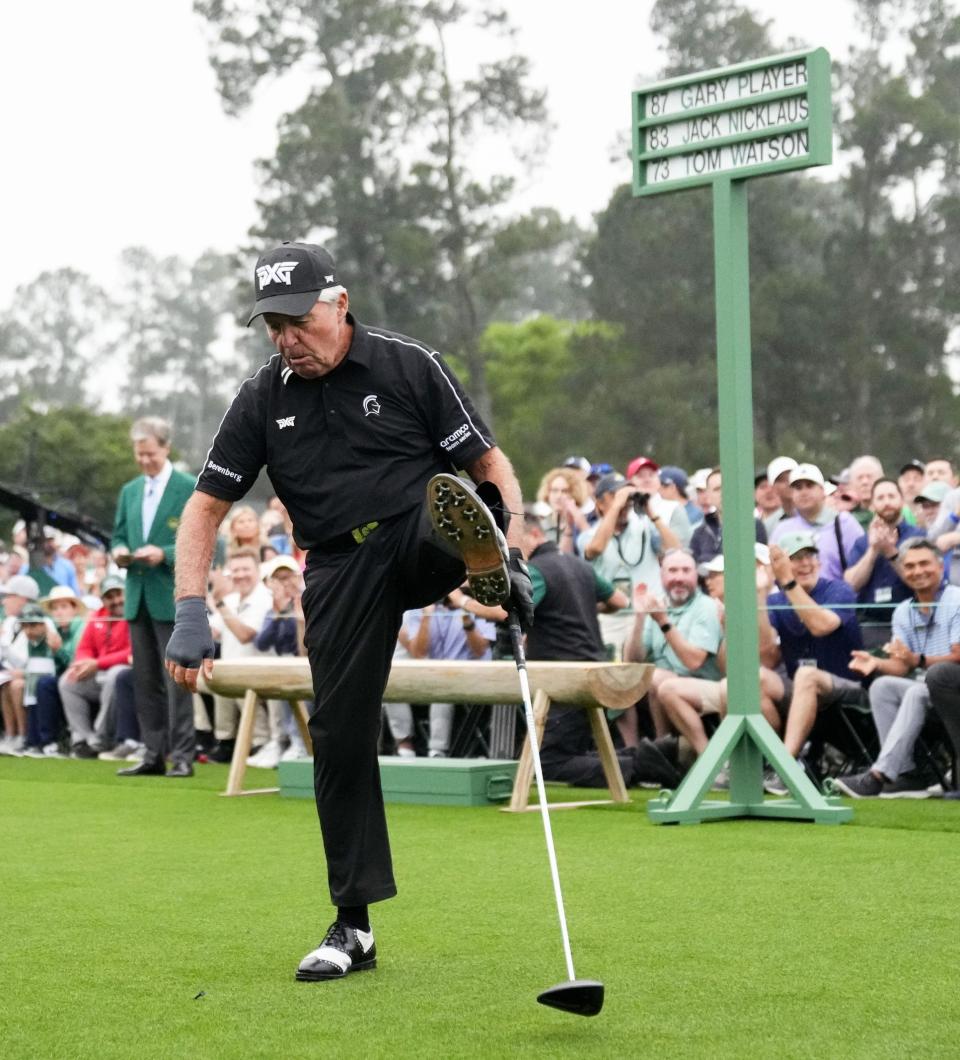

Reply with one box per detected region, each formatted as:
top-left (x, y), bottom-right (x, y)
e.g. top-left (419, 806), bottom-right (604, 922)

top-left (246, 242), bottom-right (340, 325)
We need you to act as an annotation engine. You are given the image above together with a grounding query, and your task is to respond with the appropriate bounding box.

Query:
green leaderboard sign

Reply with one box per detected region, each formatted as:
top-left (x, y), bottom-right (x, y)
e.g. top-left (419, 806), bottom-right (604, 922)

top-left (632, 50), bottom-right (850, 826)
top-left (633, 48), bottom-right (832, 195)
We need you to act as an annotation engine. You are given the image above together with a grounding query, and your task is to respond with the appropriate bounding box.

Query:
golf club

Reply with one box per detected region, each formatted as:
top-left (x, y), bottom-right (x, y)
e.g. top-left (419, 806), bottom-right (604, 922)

top-left (508, 613), bottom-right (605, 1018)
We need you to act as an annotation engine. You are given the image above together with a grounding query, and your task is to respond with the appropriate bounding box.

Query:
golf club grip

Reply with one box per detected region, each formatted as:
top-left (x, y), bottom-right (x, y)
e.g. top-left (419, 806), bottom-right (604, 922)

top-left (508, 612), bottom-right (527, 670)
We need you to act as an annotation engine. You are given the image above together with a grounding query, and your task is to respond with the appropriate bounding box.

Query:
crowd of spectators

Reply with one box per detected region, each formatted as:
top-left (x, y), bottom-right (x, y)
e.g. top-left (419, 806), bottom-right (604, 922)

top-left (0, 490), bottom-right (304, 769)
top-left (2, 447), bottom-right (959, 802)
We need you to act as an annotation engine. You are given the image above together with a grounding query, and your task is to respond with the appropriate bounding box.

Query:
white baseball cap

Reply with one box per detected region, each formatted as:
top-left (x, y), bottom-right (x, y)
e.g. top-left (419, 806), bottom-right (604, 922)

top-left (1, 574), bottom-right (40, 600)
top-left (789, 463), bottom-right (825, 487)
top-left (262, 555), bottom-right (302, 580)
top-left (690, 467), bottom-right (713, 492)
top-left (767, 456), bottom-right (798, 483)
top-left (703, 542), bottom-right (770, 575)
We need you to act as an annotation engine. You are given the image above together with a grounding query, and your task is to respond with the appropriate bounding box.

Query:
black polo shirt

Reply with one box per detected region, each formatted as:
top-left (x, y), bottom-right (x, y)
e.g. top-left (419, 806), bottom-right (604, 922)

top-left (195, 316), bottom-right (495, 548)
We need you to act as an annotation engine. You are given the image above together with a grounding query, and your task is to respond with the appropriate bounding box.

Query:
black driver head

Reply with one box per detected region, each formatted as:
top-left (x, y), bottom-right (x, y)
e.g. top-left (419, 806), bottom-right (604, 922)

top-left (537, 979), bottom-right (605, 1017)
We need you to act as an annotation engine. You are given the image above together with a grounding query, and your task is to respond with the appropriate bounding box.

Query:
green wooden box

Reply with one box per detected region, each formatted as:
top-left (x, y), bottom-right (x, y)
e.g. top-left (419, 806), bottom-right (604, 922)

top-left (278, 757), bottom-right (517, 807)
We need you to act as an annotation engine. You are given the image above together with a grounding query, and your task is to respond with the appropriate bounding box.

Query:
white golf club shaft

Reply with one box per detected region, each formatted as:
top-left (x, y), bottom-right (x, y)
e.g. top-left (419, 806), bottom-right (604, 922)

top-left (512, 622), bottom-right (577, 983)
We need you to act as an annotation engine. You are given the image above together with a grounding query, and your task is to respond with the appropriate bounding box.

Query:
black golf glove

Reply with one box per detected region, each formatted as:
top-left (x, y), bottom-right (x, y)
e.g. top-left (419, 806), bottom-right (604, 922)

top-left (165, 596), bottom-right (216, 671)
top-left (507, 548), bottom-right (535, 630)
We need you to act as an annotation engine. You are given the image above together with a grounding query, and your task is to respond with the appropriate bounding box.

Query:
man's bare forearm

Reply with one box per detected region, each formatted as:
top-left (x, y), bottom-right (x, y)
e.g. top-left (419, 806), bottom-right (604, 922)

top-left (465, 446), bottom-right (524, 551)
top-left (174, 492), bottom-right (231, 600)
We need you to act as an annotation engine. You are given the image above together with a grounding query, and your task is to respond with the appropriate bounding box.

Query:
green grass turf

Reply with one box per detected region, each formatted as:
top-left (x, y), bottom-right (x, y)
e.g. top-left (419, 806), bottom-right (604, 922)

top-left (2, 758), bottom-right (959, 1059)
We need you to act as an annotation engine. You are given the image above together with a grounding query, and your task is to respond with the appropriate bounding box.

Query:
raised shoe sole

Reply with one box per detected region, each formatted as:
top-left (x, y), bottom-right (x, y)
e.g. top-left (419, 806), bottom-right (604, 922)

top-left (427, 473), bottom-right (509, 607)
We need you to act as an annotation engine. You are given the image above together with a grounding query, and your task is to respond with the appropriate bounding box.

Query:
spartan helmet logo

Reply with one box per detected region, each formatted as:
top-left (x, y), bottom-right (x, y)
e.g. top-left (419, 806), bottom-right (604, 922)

top-left (362, 394), bottom-right (381, 417)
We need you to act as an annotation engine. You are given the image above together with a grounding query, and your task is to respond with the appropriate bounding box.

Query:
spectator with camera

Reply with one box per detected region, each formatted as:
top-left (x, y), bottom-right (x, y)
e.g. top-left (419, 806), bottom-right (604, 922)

top-left (385, 593), bottom-right (496, 758)
top-left (579, 472), bottom-right (681, 662)
top-left (626, 456), bottom-right (692, 545)
top-left (534, 466), bottom-right (591, 555)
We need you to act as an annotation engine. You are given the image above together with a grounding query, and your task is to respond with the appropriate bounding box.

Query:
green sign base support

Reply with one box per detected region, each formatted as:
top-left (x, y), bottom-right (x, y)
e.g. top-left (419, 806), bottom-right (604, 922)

top-left (647, 714), bottom-right (851, 824)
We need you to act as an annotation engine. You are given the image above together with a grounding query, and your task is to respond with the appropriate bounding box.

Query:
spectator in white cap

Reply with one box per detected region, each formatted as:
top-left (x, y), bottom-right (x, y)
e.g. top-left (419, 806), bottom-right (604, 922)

top-left (763, 455), bottom-right (798, 537)
top-left (251, 554), bottom-right (308, 766)
top-left (770, 463), bottom-right (865, 583)
top-left (913, 480), bottom-right (947, 533)
top-left (689, 468), bottom-right (715, 520)
top-left (754, 469), bottom-right (780, 527)
top-left (930, 476), bottom-right (960, 589)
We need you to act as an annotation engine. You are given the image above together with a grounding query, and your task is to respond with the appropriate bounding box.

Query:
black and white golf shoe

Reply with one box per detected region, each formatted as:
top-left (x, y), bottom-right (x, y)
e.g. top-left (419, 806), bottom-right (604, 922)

top-left (295, 921), bottom-right (377, 981)
top-left (427, 473), bottom-right (511, 607)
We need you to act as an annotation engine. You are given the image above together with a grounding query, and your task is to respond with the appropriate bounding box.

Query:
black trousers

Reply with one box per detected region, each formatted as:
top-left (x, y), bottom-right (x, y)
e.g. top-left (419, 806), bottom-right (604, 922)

top-left (539, 705), bottom-right (639, 788)
top-left (129, 607), bottom-right (196, 767)
top-left (926, 662), bottom-right (960, 788)
top-left (303, 505), bottom-right (464, 907)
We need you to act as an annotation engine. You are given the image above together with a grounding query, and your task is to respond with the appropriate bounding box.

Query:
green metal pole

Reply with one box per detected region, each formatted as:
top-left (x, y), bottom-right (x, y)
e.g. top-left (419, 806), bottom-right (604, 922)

top-left (712, 177), bottom-right (763, 804)
top-left (712, 178), bottom-right (761, 719)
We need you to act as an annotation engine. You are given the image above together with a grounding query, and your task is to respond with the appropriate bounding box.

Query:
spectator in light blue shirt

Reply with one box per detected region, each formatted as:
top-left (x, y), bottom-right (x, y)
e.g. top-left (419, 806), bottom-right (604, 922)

top-left (384, 597), bottom-right (496, 758)
top-left (837, 538), bottom-right (960, 798)
top-left (40, 530), bottom-right (80, 593)
top-left (623, 547), bottom-right (723, 740)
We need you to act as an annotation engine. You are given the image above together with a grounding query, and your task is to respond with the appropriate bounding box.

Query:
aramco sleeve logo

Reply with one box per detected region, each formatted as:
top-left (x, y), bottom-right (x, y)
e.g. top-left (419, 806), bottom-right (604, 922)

top-left (256, 261), bottom-right (299, 289)
top-left (362, 395), bottom-right (381, 417)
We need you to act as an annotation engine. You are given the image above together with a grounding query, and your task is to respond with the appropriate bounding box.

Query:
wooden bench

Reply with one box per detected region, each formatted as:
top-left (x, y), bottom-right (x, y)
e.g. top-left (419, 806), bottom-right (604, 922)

top-left (201, 658), bottom-right (653, 808)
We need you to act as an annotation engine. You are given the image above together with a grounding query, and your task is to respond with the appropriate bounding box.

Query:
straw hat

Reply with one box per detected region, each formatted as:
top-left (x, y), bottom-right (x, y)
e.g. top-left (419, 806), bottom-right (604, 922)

top-left (40, 584), bottom-right (88, 616)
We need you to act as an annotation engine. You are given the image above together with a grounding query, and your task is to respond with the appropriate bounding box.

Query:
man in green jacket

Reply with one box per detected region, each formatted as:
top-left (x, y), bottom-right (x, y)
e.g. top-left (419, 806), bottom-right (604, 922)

top-left (112, 416), bottom-right (197, 777)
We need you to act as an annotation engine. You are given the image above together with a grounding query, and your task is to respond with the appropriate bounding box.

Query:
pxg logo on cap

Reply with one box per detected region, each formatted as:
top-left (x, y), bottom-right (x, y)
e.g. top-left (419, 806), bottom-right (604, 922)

top-left (247, 242), bottom-right (340, 326)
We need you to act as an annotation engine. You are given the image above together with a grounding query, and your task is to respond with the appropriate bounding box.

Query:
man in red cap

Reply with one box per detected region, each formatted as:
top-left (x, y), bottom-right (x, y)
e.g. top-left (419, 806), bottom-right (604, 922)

top-left (625, 456), bottom-right (692, 545)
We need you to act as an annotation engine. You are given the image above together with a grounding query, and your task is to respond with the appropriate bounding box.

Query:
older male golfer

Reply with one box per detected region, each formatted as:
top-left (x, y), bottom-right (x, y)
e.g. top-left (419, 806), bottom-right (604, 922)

top-left (165, 242), bottom-right (532, 982)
